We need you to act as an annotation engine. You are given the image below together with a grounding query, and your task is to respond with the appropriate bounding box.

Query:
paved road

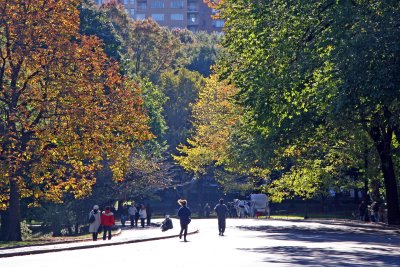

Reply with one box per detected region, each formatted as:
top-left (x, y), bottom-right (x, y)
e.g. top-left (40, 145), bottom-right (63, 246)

top-left (1, 218), bottom-right (399, 267)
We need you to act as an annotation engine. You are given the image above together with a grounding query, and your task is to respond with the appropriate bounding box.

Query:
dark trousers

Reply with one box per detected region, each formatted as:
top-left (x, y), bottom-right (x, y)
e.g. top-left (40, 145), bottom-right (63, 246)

top-left (140, 218), bottom-right (145, 227)
top-left (179, 222), bottom-right (188, 240)
top-left (218, 218), bottom-right (226, 234)
top-left (129, 215), bottom-right (135, 227)
top-left (102, 226), bottom-right (112, 240)
top-left (92, 232), bottom-right (98, 241)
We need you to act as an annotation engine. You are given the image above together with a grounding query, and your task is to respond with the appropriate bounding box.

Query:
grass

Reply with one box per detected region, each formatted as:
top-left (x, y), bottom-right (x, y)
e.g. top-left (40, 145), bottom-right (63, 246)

top-left (0, 230), bottom-right (119, 249)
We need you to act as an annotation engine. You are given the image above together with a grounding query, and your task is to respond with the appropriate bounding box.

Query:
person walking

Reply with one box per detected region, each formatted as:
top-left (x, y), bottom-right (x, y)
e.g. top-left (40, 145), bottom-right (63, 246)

top-left (214, 198), bottom-right (229, 236)
top-left (146, 203), bottom-right (153, 226)
top-left (101, 206), bottom-right (115, 240)
top-left (177, 199), bottom-right (191, 242)
top-left (358, 201), bottom-right (367, 221)
top-left (128, 204), bottom-right (137, 227)
top-left (88, 205), bottom-right (101, 241)
top-left (134, 203), bottom-right (140, 227)
top-left (120, 204), bottom-right (128, 227)
top-left (139, 204), bottom-right (147, 228)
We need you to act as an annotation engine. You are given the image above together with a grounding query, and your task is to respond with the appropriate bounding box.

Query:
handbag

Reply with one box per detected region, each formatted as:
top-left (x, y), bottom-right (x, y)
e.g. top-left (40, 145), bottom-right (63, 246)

top-left (89, 214), bottom-right (95, 224)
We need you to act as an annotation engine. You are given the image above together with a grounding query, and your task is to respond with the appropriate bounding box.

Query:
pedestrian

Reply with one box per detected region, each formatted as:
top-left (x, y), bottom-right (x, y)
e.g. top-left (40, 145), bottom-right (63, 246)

top-left (120, 204), bottom-right (128, 227)
top-left (370, 201), bottom-right (380, 222)
top-left (177, 199), bottom-right (191, 242)
top-left (134, 203), bottom-right (140, 227)
top-left (204, 203), bottom-right (211, 218)
top-left (146, 203), bottom-right (152, 226)
top-left (214, 198), bottom-right (229, 236)
top-left (161, 214), bottom-right (173, 232)
top-left (101, 206), bottom-right (115, 240)
top-left (358, 201), bottom-right (367, 221)
top-left (128, 204), bottom-right (137, 227)
top-left (88, 205), bottom-right (101, 241)
top-left (139, 204), bottom-right (147, 228)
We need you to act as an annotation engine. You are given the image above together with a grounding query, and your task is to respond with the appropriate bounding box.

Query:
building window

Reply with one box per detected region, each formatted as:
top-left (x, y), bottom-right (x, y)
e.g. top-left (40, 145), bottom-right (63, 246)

top-left (130, 0), bottom-right (135, 4)
top-left (136, 13), bottom-right (146, 20)
top-left (188, 14), bottom-right (197, 23)
top-left (151, 1), bottom-right (164, 8)
top-left (152, 13), bottom-right (165, 21)
top-left (130, 8), bottom-right (135, 17)
top-left (188, 3), bottom-right (197, 11)
top-left (138, 2), bottom-right (147, 10)
top-left (171, 13), bottom-right (183, 21)
top-left (213, 19), bottom-right (224, 27)
top-left (124, 0), bottom-right (129, 4)
top-left (170, 0), bottom-right (184, 8)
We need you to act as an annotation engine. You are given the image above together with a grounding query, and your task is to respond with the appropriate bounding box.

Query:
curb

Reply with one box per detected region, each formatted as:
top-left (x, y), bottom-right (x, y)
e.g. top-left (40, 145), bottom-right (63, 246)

top-left (0, 228), bottom-right (199, 258)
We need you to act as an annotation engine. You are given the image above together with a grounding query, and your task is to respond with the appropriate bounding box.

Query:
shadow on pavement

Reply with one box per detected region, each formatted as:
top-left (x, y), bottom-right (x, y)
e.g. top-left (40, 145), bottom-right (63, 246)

top-left (236, 223), bottom-right (400, 266)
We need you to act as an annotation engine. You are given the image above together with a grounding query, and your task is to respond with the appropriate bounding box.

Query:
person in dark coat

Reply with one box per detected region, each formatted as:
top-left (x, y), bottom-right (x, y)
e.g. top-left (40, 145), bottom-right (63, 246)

top-left (161, 214), bottom-right (173, 232)
top-left (358, 201), bottom-right (367, 221)
top-left (214, 198), bottom-right (229, 236)
top-left (177, 199), bottom-right (191, 242)
top-left (146, 203), bottom-right (153, 226)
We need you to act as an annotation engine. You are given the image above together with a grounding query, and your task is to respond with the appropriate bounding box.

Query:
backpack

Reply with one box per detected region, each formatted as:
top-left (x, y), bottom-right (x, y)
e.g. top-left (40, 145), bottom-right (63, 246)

top-left (89, 214), bottom-right (96, 224)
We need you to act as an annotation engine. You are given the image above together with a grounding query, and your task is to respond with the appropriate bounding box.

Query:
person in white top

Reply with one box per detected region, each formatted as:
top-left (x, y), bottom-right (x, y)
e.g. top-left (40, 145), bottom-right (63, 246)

top-left (128, 204), bottom-right (137, 228)
top-left (139, 204), bottom-right (147, 228)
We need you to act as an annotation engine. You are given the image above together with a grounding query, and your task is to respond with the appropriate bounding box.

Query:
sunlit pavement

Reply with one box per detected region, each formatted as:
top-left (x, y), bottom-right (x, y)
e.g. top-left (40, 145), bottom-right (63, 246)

top-left (1, 218), bottom-right (399, 267)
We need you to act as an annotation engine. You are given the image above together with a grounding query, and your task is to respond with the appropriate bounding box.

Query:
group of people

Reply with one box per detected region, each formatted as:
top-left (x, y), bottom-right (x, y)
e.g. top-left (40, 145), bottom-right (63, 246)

top-left (89, 198), bottom-right (230, 242)
top-left (88, 205), bottom-right (115, 241)
top-left (119, 203), bottom-right (152, 228)
top-left (176, 198), bottom-right (229, 241)
top-left (358, 200), bottom-right (385, 223)
top-left (88, 203), bottom-right (153, 241)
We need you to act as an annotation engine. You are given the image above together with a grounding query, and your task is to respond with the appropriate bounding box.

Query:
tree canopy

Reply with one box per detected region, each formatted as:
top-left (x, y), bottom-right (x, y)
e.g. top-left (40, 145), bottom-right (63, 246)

top-left (0, 0), bottom-right (152, 240)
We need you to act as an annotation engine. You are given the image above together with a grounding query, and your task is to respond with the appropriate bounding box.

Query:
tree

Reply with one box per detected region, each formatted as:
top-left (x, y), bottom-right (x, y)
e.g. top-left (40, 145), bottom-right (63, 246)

top-left (174, 75), bottom-right (240, 173)
top-left (0, 0), bottom-right (151, 240)
top-left (161, 69), bottom-right (204, 154)
top-left (79, 0), bottom-right (123, 62)
top-left (212, 0), bottom-right (400, 224)
top-left (173, 29), bottom-right (222, 77)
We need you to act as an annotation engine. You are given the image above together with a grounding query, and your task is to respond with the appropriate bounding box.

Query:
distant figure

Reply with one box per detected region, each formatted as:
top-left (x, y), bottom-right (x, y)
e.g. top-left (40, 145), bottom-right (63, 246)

top-left (214, 198), bottom-right (229, 236)
top-left (371, 201), bottom-right (380, 222)
top-left (161, 215), bottom-right (173, 232)
top-left (204, 203), bottom-right (211, 218)
top-left (358, 201), bottom-right (367, 221)
top-left (128, 204), bottom-right (137, 227)
top-left (139, 204), bottom-right (147, 227)
top-left (177, 199), bottom-right (192, 242)
top-left (134, 204), bottom-right (140, 227)
top-left (120, 204), bottom-right (128, 227)
top-left (146, 204), bottom-right (153, 226)
top-left (101, 206), bottom-right (115, 240)
top-left (88, 205), bottom-right (101, 241)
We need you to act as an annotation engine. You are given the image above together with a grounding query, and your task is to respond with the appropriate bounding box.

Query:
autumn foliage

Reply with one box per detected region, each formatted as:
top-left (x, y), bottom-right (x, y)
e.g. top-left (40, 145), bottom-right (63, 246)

top-left (0, 0), bottom-right (152, 240)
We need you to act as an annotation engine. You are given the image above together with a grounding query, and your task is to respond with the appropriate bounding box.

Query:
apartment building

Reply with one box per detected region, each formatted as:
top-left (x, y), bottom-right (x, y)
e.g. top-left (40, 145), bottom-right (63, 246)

top-left (94, 0), bottom-right (224, 32)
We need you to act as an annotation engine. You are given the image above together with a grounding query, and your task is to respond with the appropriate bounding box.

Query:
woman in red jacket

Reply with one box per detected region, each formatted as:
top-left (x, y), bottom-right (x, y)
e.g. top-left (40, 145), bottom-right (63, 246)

top-left (101, 206), bottom-right (115, 240)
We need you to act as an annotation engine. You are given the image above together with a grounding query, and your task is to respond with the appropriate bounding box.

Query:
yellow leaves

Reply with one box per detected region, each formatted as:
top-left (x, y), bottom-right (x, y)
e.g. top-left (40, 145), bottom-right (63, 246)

top-left (175, 74), bottom-right (242, 173)
top-left (0, 0), bottom-right (152, 207)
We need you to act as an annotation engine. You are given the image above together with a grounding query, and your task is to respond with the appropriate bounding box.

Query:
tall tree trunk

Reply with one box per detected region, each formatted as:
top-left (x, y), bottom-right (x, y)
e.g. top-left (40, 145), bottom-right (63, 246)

top-left (0, 179), bottom-right (22, 241)
top-left (369, 126), bottom-right (400, 225)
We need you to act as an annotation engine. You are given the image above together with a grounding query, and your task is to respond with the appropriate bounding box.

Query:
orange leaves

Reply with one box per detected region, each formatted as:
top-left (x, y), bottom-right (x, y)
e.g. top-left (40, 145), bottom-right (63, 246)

top-left (0, 0), bottom-right (152, 208)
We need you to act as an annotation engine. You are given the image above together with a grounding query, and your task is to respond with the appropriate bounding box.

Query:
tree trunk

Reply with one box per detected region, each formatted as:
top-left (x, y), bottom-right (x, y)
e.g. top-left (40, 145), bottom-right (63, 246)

top-left (369, 126), bottom-right (400, 225)
top-left (0, 179), bottom-right (22, 241)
